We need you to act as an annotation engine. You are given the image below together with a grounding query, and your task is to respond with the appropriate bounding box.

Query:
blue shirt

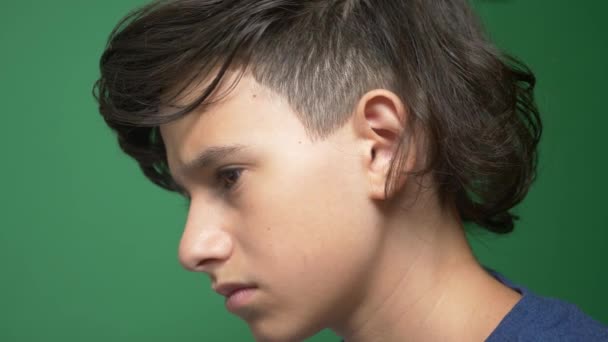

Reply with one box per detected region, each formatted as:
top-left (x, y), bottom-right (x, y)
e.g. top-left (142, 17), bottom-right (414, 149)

top-left (339, 269), bottom-right (608, 341)
top-left (485, 268), bottom-right (608, 341)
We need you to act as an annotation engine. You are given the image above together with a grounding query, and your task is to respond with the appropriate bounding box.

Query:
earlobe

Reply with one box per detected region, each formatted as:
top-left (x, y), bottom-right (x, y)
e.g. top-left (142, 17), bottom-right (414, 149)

top-left (352, 89), bottom-right (410, 200)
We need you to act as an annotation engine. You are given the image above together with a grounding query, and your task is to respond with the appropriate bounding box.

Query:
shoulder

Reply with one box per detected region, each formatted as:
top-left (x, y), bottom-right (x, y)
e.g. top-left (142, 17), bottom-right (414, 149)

top-left (485, 268), bottom-right (608, 342)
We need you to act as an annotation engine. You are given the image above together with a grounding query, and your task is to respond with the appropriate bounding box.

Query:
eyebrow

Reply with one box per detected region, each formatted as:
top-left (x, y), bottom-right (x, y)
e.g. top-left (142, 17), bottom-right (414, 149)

top-left (173, 144), bottom-right (249, 188)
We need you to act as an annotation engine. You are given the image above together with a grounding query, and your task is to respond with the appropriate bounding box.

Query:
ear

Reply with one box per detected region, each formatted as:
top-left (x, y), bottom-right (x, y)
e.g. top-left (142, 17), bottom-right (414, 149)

top-left (352, 89), bottom-right (414, 200)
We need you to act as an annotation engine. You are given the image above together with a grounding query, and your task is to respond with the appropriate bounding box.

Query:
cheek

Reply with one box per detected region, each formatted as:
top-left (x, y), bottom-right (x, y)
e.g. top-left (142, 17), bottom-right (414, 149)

top-left (244, 151), bottom-right (380, 290)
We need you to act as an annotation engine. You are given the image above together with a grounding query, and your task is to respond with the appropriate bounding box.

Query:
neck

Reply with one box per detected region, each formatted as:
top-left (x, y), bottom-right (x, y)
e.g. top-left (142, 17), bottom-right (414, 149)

top-left (330, 191), bottom-right (521, 342)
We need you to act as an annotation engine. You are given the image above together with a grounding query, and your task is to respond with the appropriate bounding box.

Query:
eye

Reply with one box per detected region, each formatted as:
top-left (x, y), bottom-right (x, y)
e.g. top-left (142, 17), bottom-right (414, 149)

top-left (216, 168), bottom-right (243, 191)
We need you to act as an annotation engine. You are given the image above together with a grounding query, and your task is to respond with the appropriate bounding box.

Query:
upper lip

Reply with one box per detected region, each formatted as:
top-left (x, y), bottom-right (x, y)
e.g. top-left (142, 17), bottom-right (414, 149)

top-left (213, 283), bottom-right (257, 297)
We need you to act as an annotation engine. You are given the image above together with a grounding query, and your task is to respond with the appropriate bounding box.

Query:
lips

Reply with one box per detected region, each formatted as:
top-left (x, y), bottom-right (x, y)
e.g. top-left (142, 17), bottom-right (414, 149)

top-left (213, 283), bottom-right (257, 297)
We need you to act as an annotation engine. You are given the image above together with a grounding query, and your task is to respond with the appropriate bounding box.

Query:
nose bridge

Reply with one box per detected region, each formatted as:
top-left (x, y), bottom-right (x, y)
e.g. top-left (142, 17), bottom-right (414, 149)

top-left (179, 196), bottom-right (233, 272)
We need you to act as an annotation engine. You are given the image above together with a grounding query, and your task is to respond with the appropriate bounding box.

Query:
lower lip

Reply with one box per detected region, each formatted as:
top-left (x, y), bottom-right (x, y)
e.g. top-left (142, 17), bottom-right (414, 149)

top-left (225, 287), bottom-right (257, 312)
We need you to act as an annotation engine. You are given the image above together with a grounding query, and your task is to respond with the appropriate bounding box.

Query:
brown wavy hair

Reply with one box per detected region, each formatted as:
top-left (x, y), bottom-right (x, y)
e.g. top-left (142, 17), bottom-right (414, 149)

top-left (93, 0), bottom-right (542, 234)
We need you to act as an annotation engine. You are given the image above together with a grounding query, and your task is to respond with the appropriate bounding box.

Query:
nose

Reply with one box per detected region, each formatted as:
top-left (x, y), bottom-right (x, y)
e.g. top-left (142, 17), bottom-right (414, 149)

top-left (178, 199), bottom-right (234, 273)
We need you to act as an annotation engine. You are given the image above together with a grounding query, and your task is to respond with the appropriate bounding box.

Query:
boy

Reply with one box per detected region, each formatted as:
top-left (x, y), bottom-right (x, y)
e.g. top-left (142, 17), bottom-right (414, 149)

top-left (93, 0), bottom-right (608, 340)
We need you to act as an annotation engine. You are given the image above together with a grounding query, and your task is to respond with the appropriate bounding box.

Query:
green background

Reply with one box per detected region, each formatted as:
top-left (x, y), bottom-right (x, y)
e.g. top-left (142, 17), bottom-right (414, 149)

top-left (1, 1), bottom-right (606, 341)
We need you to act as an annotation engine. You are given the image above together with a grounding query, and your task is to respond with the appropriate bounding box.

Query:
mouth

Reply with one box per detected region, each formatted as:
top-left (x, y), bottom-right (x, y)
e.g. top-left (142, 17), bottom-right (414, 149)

top-left (225, 287), bottom-right (257, 312)
top-left (213, 283), bottom-right (257, 297)
top-left (213, 283), bottom-right (258, 312)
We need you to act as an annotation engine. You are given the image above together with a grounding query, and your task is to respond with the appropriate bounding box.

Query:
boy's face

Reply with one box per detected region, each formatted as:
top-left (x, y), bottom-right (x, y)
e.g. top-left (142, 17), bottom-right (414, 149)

top-left (160, 74), bottom-right (384, 341)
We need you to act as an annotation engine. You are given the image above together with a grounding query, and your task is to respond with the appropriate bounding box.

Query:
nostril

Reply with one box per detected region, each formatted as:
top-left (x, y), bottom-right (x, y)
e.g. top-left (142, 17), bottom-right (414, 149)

top-left (194, 257), bottom-right (224, 272)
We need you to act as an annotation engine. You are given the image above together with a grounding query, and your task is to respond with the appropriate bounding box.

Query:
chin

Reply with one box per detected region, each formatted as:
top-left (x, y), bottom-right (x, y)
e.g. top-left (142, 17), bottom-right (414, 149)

top-left (248, 318), bottom-right (322, 342)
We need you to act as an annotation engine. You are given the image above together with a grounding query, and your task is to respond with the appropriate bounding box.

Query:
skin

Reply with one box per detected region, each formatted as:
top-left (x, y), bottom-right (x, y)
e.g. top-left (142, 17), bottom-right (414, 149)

top-left (159, 71), bottom-right (522, 342)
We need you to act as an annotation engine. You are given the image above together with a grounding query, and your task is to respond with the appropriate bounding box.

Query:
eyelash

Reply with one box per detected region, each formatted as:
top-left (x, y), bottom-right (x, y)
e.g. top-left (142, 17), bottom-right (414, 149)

top-left (180, 167), bottom-right (243, 208)
top-left (215, 167), bottom-right (243, 191)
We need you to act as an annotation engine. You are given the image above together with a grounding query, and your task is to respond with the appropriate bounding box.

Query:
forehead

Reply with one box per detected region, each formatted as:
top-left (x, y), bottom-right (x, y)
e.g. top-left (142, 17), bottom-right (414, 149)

top-left (160, 71), bottom-right (264, 134)
top-left (158, 72), bottom-right (306, 174)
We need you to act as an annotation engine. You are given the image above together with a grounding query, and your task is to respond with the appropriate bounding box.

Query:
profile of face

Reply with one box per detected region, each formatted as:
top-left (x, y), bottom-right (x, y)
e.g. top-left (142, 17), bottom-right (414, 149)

top-left (160, 73), bottom-right (408, 342)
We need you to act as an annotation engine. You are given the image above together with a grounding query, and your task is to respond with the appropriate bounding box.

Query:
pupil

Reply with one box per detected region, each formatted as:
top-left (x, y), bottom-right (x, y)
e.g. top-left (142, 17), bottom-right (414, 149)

top-left (225, 170), bottom-right (239, 186)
